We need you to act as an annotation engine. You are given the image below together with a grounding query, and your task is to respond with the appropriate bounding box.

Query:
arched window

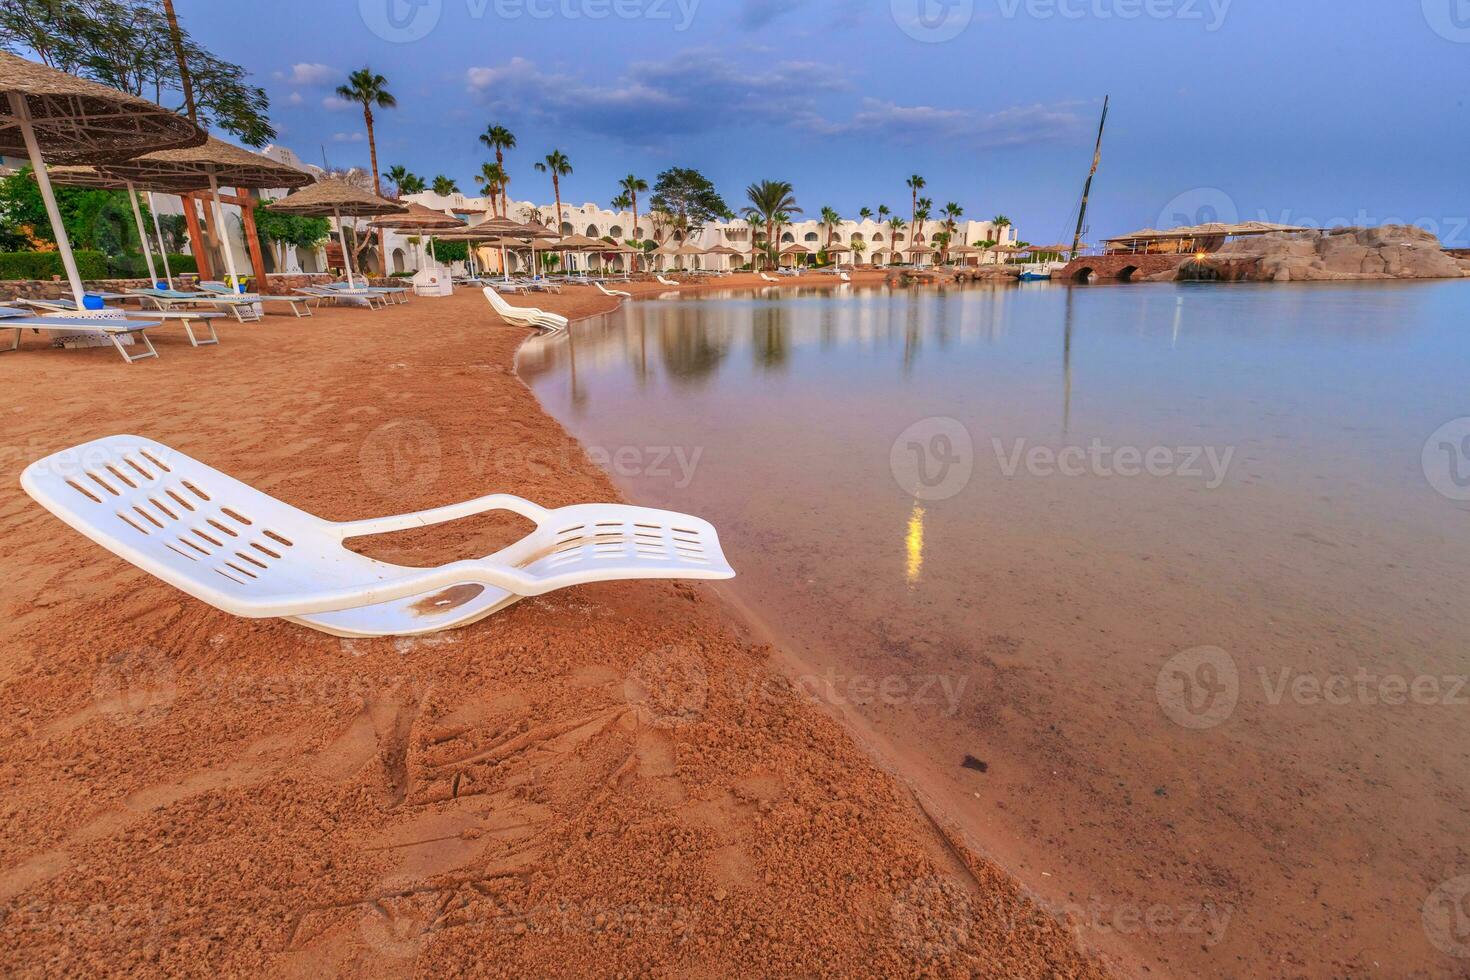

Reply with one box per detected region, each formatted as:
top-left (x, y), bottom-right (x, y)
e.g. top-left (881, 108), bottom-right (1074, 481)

top-left (781, 232), bottom-right (795, 243)
top-left (586, 224), bottom-right (600, 237)
top-left (609, 224), bottom-right (624, 238)
top-left (872, 233), bottom-right (884, 242)
top-left (803, 232), bottom-right (819, 243)
top-left (560, 221), bottom-right (573, 235)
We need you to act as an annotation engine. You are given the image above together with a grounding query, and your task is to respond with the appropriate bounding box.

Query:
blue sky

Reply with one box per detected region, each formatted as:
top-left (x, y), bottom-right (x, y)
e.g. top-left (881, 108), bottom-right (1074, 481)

top-left (179, 0), bottom-right (1468, 243)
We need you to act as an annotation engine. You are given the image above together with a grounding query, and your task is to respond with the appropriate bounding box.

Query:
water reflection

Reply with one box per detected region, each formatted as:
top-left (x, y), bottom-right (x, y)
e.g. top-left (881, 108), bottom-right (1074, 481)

top-left (904, 502), bottom-right (925, 585)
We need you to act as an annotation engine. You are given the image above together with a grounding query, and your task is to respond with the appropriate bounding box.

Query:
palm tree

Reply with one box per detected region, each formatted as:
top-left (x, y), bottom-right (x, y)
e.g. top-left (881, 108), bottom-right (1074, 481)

top-left (335, 68), bottom-right (396, 196)
top-left (431, 175), bottom-right (459, 196)
top-left (858, 207), bottom-right (873, 222)
top-left (915, 197), bottom-right (933, 243)
top-left (619, 174), bottom-right (648, 269)
top-left (887, 217), bottom-right (907, 265)
top-left (851, 238), bottom-right (868, 265)
top-left (385, 164), bottom-right (412, 198)
top-left (611, 191), bottom-right (632, 215)
top-left (474, 163), bottom-right (508, 217)
top-left (398, 173), bottom-right (426, 195)
top-left (479, 125), bottom-right (516, 215)
top-left (742, 180), bottom-right (800, 270)
top-left (534, 150), bottom-right (573, 236)
top-left (941, 202), bottom-right (964, 262)
top-left (906, 174), bottom-right (925, 241)
top-left (992, 214), bottom-right (1012, 244)
top-left (820, 206), bottom-right (841, 248)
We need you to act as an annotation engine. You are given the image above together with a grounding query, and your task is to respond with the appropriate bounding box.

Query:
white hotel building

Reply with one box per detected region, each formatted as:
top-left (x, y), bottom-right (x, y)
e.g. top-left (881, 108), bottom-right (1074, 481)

top-left (396, 190), bottom-right (1020, 275)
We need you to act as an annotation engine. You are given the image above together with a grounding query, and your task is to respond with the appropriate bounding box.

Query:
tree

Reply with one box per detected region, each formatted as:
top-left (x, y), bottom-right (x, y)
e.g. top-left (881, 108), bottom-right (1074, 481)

top-left (619, 174), bottom-right (649, 267)
top-left (474, 163), bottom-right (508, 217)
top-left (431, 175), bottom-right (460, 196)
top-left (915, 196), bottom-right (933, 242)
top-left (851, 238), bottom-right (868, 264)
top-left (253, 198), bottom-right (328, 272)
top-left (858, 207), bottom-right (873, 222)
top-left (534, 150), bottom-right (572, 235)
top-left (0, 164), bottom-right (145, 253)
top-left (820, 206), bottom-right (841, 247)
top-left (0, 0), bottom-right (275, 146)
top-left (335, 68), bottom-right (396, 196)
top-left (479, 124), bottom-right (516, 215)
top-left (887, 217), bottom-right (907, 265)
top-left (648, 168), bottom-right (725, 239)
top-left (942, 202), bottom-right (964, 261)
top-left (742, 180), bottom-right (800, 271)
top-left (878, 204), bottom-right (891, 223)
top-left (385, 165), bottom-right (414, 198)
top-left (398, 173), bottom-right (425, 195)
top-left (906, 175), bottom-right (926, 240)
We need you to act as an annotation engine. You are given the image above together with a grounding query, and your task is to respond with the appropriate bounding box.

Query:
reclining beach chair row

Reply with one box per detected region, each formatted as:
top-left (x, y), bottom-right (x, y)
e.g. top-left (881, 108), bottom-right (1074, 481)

top-left (198, 282), bottom-right (313, 318)
top-left (0, 306), bottom-right (161, 364)
top-left (20, 297), bottom-right (228, 347)
top-left (21, 435), bottom-right (735, 638)
top-left (483, 287), bottom-right (568, 331)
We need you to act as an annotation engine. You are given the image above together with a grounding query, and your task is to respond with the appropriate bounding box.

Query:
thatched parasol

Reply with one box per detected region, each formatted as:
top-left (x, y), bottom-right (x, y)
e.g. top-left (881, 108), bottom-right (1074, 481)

top-left (267, 179), bottom-right (405, 288)
top-left (102, 136), bottom-right (314, 290)
top-left (41, 165), bottom-right (191, 287)
top-left (366, 202), bottom-right (463, 230)
top-left (821, 240), bottom-right (851, 252)
top-left (0, 52), bottom-right (206, 305)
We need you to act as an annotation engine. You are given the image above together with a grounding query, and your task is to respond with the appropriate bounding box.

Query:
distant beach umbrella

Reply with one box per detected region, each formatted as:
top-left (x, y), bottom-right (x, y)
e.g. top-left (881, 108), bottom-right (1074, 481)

top-left (0, 51), bottom-right (205, 305)
top-left (266, 179), bottom-right (405, 288)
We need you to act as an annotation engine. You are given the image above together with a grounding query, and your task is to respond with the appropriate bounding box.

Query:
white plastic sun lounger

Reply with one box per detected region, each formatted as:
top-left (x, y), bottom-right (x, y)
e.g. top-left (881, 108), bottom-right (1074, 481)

top-left (21, 435), bottom-right (735, 637)
top-left (292, 285), bottom-right (388, 310)
top-left (129, 288), bottom-right (262, 322)
top-left (655, 275), bottom-right (680, 287)
top-left (1, 311), bottom-right (161, 363)
top-left (326, 282), bottom-right (409, 304)
top-left (20, 298), bottom-right (226, 347)
top-left (759, 272), bottom-right (780, 283)
top-left (596, 282), bottom-right (632, 298)
top-left (199, 282), bottom-right (313, 318)
top-left (483, 288), bottom-right (568, 331)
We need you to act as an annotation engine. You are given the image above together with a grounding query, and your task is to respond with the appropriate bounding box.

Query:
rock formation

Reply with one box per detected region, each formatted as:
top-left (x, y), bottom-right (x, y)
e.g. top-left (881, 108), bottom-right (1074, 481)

top-left (1210, 225), bottom-right (1466, 282)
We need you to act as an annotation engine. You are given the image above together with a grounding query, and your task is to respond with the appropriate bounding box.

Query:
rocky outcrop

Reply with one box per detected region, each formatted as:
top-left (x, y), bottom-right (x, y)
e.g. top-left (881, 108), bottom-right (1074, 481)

top-left (1211, 225), bottom-right (1467, 282)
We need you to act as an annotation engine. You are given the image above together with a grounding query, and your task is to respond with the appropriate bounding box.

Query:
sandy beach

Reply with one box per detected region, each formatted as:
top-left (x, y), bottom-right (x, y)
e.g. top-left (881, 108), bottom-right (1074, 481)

top-left (0, 277), bottom-right (1108, 976)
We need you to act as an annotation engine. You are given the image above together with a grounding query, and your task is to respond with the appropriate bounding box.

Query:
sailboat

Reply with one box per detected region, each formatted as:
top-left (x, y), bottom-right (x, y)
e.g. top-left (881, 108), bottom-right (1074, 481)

top-left (1022, 97), bottom-right (1109, 282)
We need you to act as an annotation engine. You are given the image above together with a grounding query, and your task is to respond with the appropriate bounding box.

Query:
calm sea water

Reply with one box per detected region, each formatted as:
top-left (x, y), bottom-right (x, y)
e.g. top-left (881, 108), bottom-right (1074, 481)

top-left (519, 281), bottom-right (1470, 976)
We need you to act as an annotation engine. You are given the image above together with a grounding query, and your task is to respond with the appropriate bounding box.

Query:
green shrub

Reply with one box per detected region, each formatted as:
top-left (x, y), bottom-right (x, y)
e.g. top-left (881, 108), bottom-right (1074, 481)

top-left (0, 250), bottom-right (107, 280)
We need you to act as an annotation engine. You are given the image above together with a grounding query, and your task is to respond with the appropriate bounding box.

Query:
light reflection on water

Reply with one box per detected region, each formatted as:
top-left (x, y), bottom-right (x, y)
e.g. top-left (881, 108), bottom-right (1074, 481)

top-left (521, 279), bottom-right (1470, 975)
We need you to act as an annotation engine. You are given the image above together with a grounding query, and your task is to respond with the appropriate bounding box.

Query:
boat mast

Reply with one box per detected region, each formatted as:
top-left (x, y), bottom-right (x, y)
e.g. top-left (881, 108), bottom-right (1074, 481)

top-left (1070, 95), bottom-right (1109, 260)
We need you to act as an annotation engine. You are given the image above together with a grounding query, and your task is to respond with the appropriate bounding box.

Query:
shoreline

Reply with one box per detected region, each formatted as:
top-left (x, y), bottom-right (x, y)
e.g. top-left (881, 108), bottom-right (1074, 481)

top-left (0, 280), bottom-right (1108, 976)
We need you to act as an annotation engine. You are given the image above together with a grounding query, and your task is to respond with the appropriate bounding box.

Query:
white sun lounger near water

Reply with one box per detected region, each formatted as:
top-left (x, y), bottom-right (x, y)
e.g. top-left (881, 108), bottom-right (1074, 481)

top-left (483, 287), bottom-right (568, 331)
top-left (21, 435), bottom-right (735, 638)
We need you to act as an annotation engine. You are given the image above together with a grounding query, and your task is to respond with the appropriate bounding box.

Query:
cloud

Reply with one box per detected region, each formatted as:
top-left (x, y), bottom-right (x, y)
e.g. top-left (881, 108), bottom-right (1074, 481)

top-left (464, 51), bottom-right (1086, 152)
top-left (810, 98), bottom-right (1090, 147)
top-left (286, 92), bottom-right (304, 106)
top-left (332, 132), bottom-right (364, 143)
top-left (465, 51), bottom-right (843, 144)
top-left (274, 63), bottom-right (337, 86)
top-left (322, 95), bottom-right (354, 111)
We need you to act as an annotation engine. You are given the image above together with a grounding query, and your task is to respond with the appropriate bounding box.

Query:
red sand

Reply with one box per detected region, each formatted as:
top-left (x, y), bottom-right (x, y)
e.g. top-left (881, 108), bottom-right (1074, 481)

top-left (0, 278), bottom-right (1108, 976)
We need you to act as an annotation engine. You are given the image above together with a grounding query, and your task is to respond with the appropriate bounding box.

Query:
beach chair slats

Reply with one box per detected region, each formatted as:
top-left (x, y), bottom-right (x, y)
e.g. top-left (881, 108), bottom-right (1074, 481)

top-left (23, 435), bottom-right (734, 637)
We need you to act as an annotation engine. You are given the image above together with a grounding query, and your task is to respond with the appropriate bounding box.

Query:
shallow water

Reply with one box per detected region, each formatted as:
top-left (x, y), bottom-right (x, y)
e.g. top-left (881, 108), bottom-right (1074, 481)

top-left (520, 280), bottom-right (1470, 976)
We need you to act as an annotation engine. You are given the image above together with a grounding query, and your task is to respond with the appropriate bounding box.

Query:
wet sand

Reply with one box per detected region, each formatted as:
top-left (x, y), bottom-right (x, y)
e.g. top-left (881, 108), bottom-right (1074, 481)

top-left (0, 278), bottom-right (1106, 976)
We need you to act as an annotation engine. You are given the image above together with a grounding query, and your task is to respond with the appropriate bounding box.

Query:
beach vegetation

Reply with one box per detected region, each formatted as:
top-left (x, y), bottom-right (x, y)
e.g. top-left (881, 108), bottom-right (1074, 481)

top-left (649, 168), bottom-right (726, 240)
top-left (0, 0), bottom-right (276, 145)
top-left (534, 150), bottom-right (573, 235)
top-left (742, 180), bottom-right (800, 270)
top-left (431, 175), bottom-right (460, 196)
top-left (479, 125), bottom-right (516, 215)
top-left (335, 67), bottom-right (396, 196)
top-left (253, 199), bottom-right (329, 272)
